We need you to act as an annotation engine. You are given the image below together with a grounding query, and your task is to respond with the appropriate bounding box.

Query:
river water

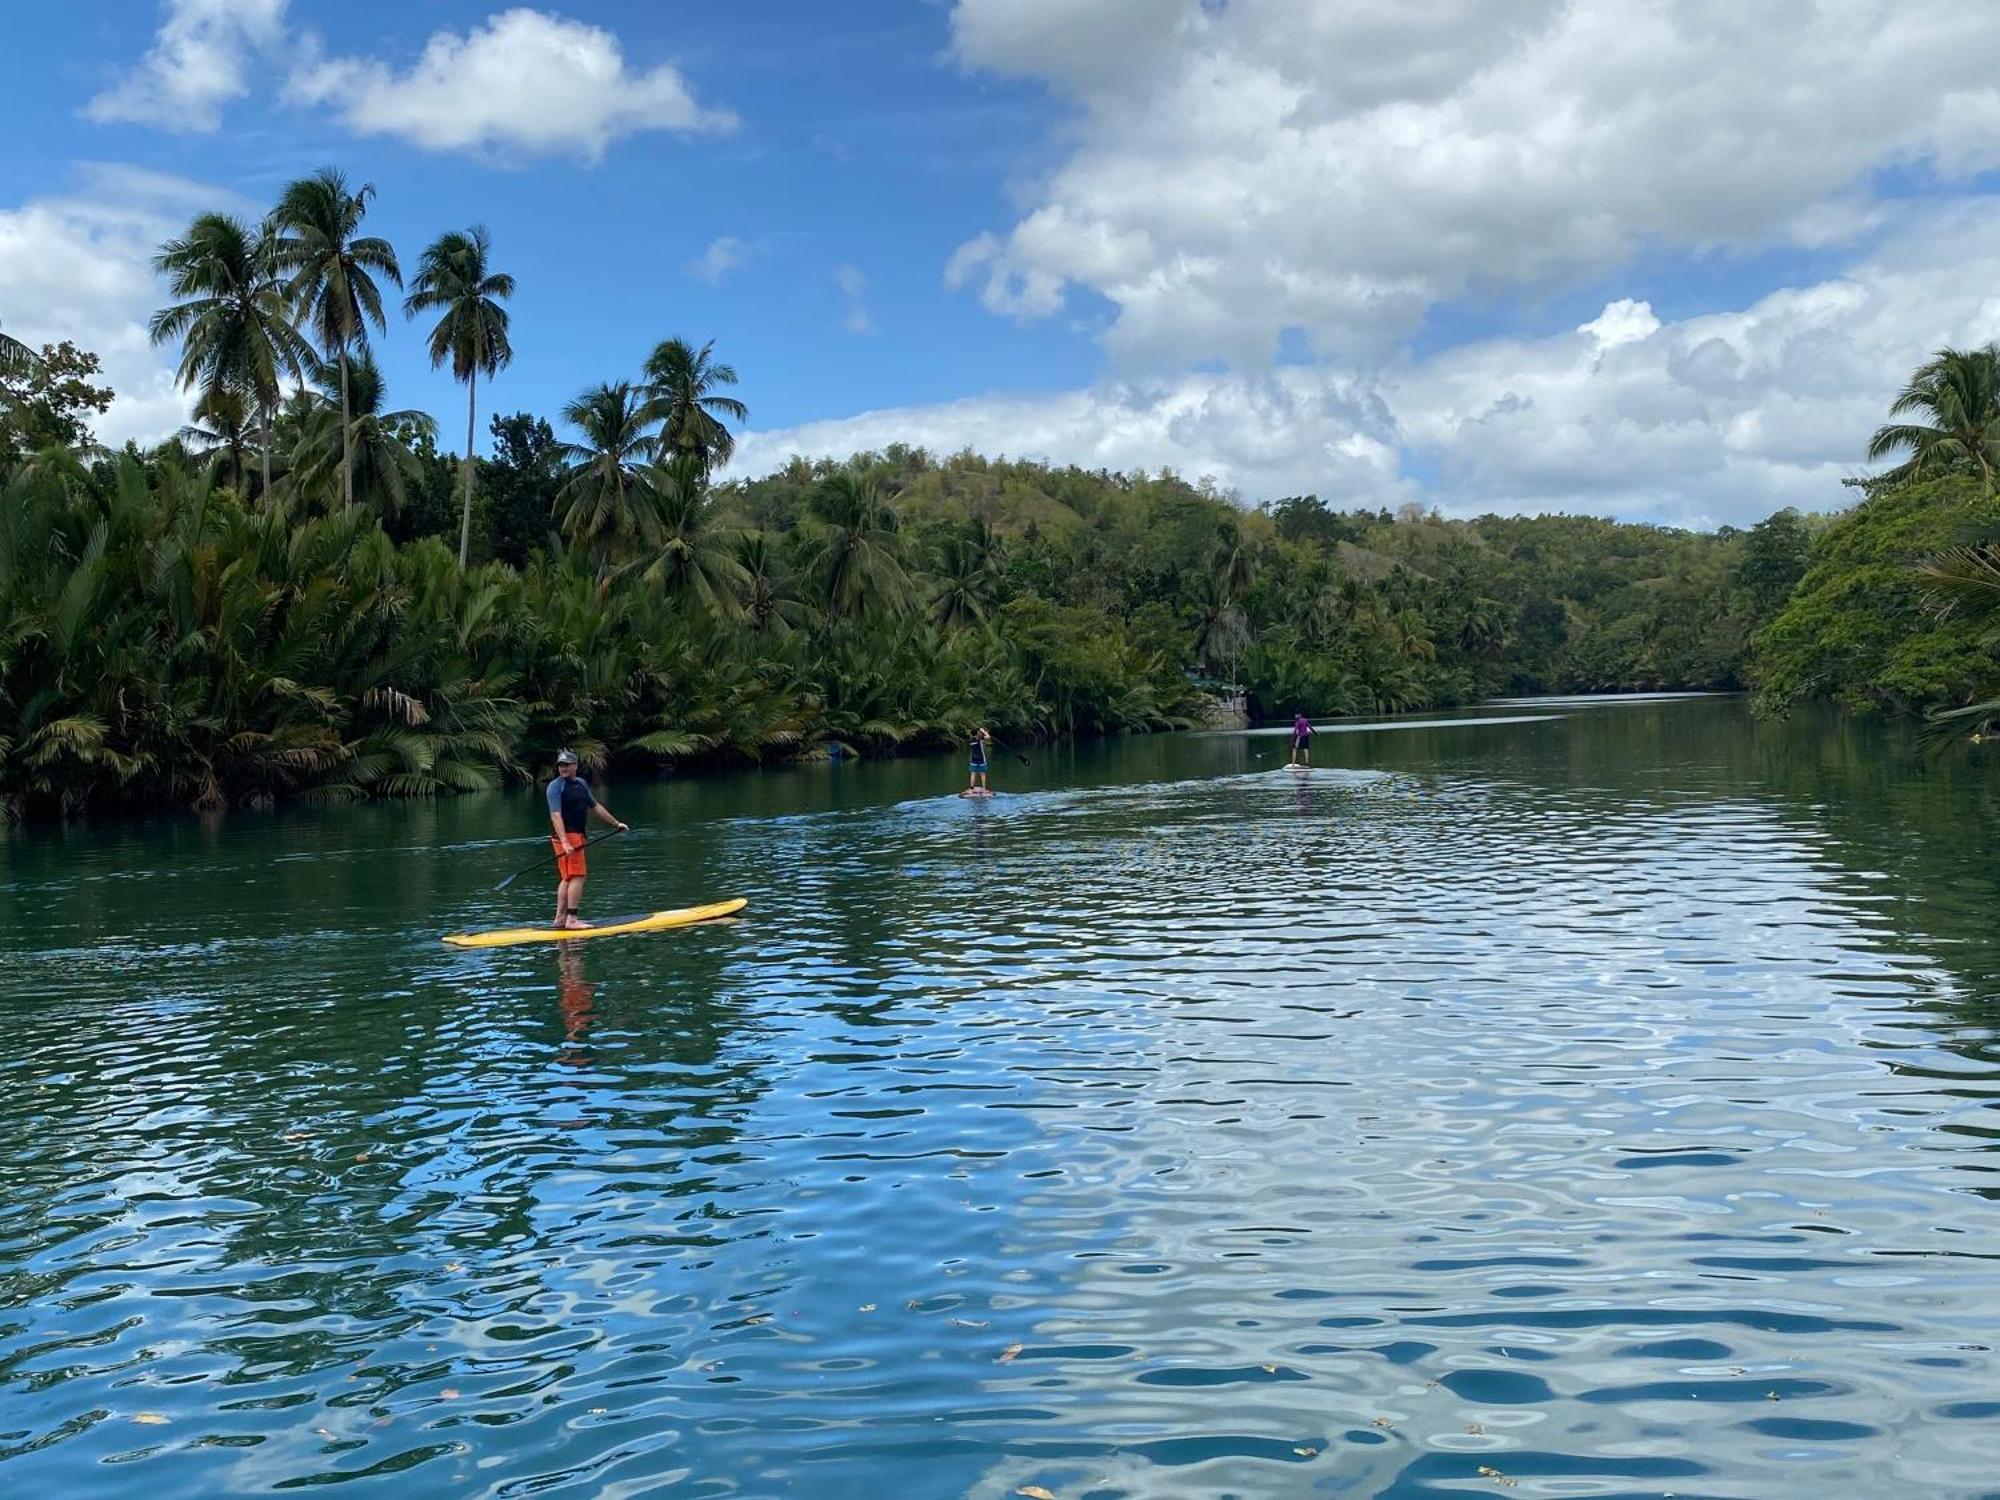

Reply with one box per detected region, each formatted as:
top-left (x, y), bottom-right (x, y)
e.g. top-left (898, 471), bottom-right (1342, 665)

top-left (3, 695), bottom-right (1998, 1498)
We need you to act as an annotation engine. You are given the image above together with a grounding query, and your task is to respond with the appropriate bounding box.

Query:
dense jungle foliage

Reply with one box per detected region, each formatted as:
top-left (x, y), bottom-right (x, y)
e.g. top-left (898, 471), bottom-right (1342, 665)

top-left (2, 171), bottom-right (1997, 820)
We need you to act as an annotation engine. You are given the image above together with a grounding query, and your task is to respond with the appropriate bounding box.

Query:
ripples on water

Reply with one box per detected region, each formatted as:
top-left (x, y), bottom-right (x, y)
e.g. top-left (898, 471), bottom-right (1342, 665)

top-left (4, 706), bottom-right (2000, 1497)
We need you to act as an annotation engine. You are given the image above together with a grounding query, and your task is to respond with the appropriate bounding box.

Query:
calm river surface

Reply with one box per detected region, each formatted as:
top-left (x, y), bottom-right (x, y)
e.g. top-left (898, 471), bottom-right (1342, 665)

top-left (4, 695), bottom-right (1999, 1498)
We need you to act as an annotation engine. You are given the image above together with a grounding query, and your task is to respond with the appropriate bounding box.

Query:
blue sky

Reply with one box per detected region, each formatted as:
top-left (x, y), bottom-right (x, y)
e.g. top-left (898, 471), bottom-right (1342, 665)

top-left (4, 2), bottom-right (1103, 437)
top-left (7, 2), bottom-right (2000, 528)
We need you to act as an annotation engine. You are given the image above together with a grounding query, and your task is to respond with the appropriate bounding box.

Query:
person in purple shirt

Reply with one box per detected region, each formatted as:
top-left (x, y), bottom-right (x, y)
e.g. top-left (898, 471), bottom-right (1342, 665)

top-left (1289, 711), bottom-right (1314, 768)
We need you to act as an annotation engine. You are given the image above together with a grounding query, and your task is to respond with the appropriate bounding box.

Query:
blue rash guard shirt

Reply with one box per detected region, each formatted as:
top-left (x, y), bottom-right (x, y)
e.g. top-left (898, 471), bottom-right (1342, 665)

top-left (547, 774), bottom-right (597, 834)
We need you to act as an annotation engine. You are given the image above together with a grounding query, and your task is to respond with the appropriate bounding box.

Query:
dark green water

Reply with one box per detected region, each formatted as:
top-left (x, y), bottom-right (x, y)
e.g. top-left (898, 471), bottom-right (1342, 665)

top-left (5, 695), bottom-right (2000, 1498)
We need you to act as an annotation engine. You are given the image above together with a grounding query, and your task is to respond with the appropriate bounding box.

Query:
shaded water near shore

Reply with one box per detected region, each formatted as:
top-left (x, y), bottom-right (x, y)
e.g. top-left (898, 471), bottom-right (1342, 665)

top-left (4, 696), bottom-right (2000, 1497)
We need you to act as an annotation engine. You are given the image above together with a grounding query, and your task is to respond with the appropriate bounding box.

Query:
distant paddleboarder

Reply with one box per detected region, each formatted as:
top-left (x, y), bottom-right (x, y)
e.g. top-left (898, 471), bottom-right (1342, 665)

top-left (546, 749), bottom-right (628, 930)
top-left (1290, 711), bottom-right (1314, 768)
top-left (967, 726), bottom-right (994, 794)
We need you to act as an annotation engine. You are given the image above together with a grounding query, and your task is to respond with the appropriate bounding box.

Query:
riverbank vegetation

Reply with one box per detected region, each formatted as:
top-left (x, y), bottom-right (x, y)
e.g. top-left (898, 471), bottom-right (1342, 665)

top-left (2, 171), bottom-right (1996, 819)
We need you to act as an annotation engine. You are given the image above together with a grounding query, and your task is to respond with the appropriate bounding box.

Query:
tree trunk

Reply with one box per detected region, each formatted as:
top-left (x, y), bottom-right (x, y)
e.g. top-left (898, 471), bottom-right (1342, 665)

top-left (339, 347), bottom-right (353, 510)
top-left (458, 368), bottom-right (477, 568)
top-left (260, 400), bottom-right (272, 503)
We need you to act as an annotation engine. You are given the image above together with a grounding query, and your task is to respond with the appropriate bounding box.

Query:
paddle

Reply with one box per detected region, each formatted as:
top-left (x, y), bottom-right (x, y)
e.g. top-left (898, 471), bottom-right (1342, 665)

top-left (494, 826), bottom-right (625, 892)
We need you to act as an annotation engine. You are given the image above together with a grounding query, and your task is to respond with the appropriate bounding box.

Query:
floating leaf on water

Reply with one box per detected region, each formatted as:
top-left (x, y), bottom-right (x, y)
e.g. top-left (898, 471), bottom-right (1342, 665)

top-left (445, 1263), bottom-right (464, 1273)
top-left (1293, 1445), bottom-right (1318, 1457)
top-left (1766, 1391), bottom-right (1781, 1400)
top-left (949, 1317), bottom-right (989, 1329)
top-left (997, 1343), bottom-right (1024, 1364)
top-left (1015, 1488), bottom-right (1056, 1500)
top-left (314, 1427), bottom-right (335, 1438)
top-left (354, 1154), bottom-right (370, 1163)
top-left (1477, 1467), bottom-right (1518, 1488)
top-left (858, 1304), bottom-right (876, 1312)
top-left (1465, 1423), bottom-right (1484, 1435)
top-left (1260, 1363), bottom-right (1278, 1374)
top-left (285, 1132), bottom-right (310, 1142)
top-left (132, 1412), bottom-right (170, 1425)
top-left (441, 1388), bottom-right (459, 1399)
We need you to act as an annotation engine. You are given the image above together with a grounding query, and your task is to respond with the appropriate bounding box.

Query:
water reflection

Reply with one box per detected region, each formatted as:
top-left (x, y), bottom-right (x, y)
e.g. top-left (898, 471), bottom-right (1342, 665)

top-left (1, 698), bottom-right (1998, 1495)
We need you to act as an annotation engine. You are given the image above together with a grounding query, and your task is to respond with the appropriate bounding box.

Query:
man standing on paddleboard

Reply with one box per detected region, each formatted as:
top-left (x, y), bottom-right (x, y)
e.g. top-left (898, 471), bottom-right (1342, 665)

top-left (1290, 711), bottom-right (1314, 768)
top-left (967, 726), bottom-right (993, 794)
top-left (547, 750), bottom-right (628, 930)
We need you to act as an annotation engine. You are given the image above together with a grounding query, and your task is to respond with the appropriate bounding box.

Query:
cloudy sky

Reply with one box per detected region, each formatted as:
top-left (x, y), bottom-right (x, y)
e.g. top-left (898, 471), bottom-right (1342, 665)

top-left (6, 1), bottom-right (2000, 528)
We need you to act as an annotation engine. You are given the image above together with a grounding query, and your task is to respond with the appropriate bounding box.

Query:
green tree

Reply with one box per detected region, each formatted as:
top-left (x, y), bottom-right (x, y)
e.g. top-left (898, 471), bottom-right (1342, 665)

top-left (929, 518), bottom-right (1000, 631)
top-left (481, 412), bottom-right (564, 566)
top-left (634, 455), bottom-right (747, 615)
top-left (1867, 345), bottom-right (2000, 493)
top-left (642, 336), bottom-right (746, 472)
top-left (179, 386), bottom-right (255, 493)
top-left (272, 169), bottom-right (402, 510)
top-left (807, 471), bottom-right (911, 622)
top-left (405, 225), bottom-right (515, 568)
top-left (738, 531), bottom-right (807, 636)
top-left (0, 341), bottom-right (113, 454)
top-left (555, 382), bottom-right (656, 569)
top-left (289, 352), bottom-right (437, 516)
top-left (0, 316), bottom-right (41, 380)
top-left (149, 213), bottom-right (310, 500)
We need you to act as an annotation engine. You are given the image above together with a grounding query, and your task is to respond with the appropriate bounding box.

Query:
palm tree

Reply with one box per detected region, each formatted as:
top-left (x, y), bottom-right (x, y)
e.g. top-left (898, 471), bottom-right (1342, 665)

top-left (289, 352), bottom-right (436, 515)
top-left (806, 471), bottom-right (911, 622)
top-left (150, 213), bottom-right (310, 501)
top-left (633, 455), bottom-right (747, 615)
top-left (405, 226), bottom-right (515, 568)
top-left (642, 336), bottom-right (746, 472)
top-left (271, 170), bottom-right (401, 510)
top-left (180, 386), bottom-right (255, 492)
top-left (1868, 345), bottom-right (2000, 493)
top-left (930, 518), bottom-right (1000, 631)
top-left (555, 382), bottom-right (657, 571)
top-left (738, 531), bottom-right (807, 636)
top-left (1917, 544), bottom-right (2000, 739)
top-left (0, 316), bottom-right (35, 379)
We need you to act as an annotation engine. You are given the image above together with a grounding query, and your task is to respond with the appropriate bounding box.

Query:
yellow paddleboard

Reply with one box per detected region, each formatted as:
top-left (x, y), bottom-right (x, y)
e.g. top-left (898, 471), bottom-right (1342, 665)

top-left (442, 898), bottom-right (747, 949)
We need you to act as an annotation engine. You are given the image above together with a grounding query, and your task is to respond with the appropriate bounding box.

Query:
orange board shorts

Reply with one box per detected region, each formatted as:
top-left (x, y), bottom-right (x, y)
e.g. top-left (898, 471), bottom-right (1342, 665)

top-left (553, 831), bottom-right (588, 880)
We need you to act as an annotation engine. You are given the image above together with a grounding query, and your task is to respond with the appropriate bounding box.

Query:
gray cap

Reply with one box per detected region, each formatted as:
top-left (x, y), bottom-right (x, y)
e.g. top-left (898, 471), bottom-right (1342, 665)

top-left (555, 748), bottom-right (578, 765)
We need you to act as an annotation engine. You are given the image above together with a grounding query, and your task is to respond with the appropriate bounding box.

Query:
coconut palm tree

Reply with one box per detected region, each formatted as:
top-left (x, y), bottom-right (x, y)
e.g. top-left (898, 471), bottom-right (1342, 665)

top-left (1868, 345), bottom-right (2000, 493)
top-left (633, 455), bottom-right (747, 615)
top-left (288, 352), bottom-right (436, 516)
top-left (150, 213), bottom-right (310, 501)
top-left (555, 382), bottom-right (657, 571)
top-left (180, 387), bottom-right (255, 493)
top-left (271, 170), bottom-right (401, 510)
top-left (738, 531), bottom-right (808, 637)
top-left (0, 316), bottom-right (35, 379)
top-left (930, 518), bottom-right (1000, 631)
top-left (806, 470), bottom-right (911, 622)
top-left (642, 336), bottom-right (746, 472)
top-left (1916, 544), bottom-right (2000, 738)
top-left (404, 226), bottom-right (515, 567)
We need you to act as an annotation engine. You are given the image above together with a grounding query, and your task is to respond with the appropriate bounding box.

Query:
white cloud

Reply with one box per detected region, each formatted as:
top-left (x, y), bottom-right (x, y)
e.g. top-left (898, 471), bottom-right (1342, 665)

top-left (87, 0), bottom-right (288, 132)
top-left (287, 8), bottom-right (736, 160)
top-left (732, 201), bottom-right (2000, 531)
top-left (948, 0), bottom-right (2000, 367)
top-left (834, 263), bottom-right (873, 335)
top-left (689, 236), bottom-right (745, 285)
top-left (0, 179), bottom-right (201, 448)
